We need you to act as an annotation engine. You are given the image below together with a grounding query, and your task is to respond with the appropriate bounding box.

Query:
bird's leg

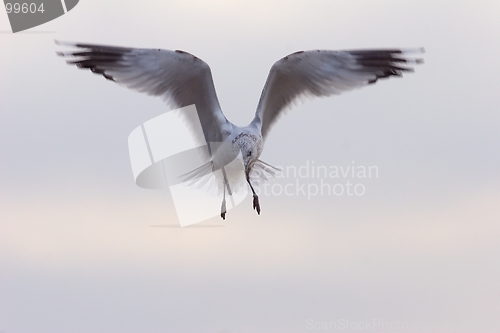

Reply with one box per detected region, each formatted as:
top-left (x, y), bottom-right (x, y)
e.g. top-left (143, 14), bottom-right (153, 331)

top-left (220, 166), bottom-right (233, 220)
top-left (221, 173), bottom-right (227, 220)
top-left (246, 174), bottom-right (260, 215)
top-left (220, 189), bottom-right (226, 220)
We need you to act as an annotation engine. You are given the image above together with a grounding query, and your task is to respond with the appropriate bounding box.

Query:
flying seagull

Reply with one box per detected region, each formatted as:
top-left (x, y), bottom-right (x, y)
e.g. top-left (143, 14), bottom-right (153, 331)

top-left (56, 41), bottom-right (423, 219)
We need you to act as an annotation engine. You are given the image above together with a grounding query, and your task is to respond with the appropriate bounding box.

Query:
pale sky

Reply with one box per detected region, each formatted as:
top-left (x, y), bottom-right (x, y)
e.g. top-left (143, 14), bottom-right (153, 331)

top-left (0, 1), bottom-right (499, 332)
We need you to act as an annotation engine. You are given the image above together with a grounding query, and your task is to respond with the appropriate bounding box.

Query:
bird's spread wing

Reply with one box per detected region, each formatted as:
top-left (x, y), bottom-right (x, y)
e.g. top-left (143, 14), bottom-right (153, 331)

top-left (254, 48), bottom-right (424, 140)
top-left (56, 41), bottom-right (232, 144)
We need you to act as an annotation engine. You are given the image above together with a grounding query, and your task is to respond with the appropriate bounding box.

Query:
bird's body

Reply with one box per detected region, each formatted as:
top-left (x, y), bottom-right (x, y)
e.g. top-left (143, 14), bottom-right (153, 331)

top-left (57, 41), bottom-right (423, 219)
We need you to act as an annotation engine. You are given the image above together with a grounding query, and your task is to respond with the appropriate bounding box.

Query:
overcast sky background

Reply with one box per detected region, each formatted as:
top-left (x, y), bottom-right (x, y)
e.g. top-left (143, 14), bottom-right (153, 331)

top-left (1, 1), bottom-right (499, 332)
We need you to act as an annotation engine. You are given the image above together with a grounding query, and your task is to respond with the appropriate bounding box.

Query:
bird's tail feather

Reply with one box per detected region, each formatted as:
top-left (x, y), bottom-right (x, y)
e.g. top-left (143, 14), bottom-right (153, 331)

top-left (250, 159), bottom-right (281, 185)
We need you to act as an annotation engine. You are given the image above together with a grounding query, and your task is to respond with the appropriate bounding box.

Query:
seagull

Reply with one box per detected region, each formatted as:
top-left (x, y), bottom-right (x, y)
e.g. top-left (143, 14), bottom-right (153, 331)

top-left (56, 41), bottom-right (423, 219)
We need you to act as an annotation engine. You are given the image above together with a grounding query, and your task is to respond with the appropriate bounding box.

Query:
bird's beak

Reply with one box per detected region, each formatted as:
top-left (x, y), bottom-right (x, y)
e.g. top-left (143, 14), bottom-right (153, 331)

top-left (244, 164), bottom-right (250, 180)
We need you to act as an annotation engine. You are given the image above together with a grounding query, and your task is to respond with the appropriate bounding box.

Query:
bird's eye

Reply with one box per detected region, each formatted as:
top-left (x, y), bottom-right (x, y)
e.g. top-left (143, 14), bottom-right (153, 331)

top-left (247, 151), bottom-right (252, 157)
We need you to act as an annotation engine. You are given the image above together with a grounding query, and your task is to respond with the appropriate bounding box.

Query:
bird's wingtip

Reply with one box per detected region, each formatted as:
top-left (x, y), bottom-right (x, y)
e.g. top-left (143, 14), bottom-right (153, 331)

top-left (54, 40), bottom-right (76, 47)
top-left (401, 47), bottom-right (426, 55)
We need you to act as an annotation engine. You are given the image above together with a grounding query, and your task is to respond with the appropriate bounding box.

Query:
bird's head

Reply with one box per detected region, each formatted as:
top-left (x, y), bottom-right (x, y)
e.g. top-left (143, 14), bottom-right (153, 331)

top-left (233, 132), bottom-right (262, 177)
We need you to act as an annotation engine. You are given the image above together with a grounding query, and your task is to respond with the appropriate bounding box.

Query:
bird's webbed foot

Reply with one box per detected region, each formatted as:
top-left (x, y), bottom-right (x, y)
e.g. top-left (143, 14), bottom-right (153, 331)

top-left (220, 199), bottom-right (226, 220)
top-left (253, 195), bottom-right (261, 215)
